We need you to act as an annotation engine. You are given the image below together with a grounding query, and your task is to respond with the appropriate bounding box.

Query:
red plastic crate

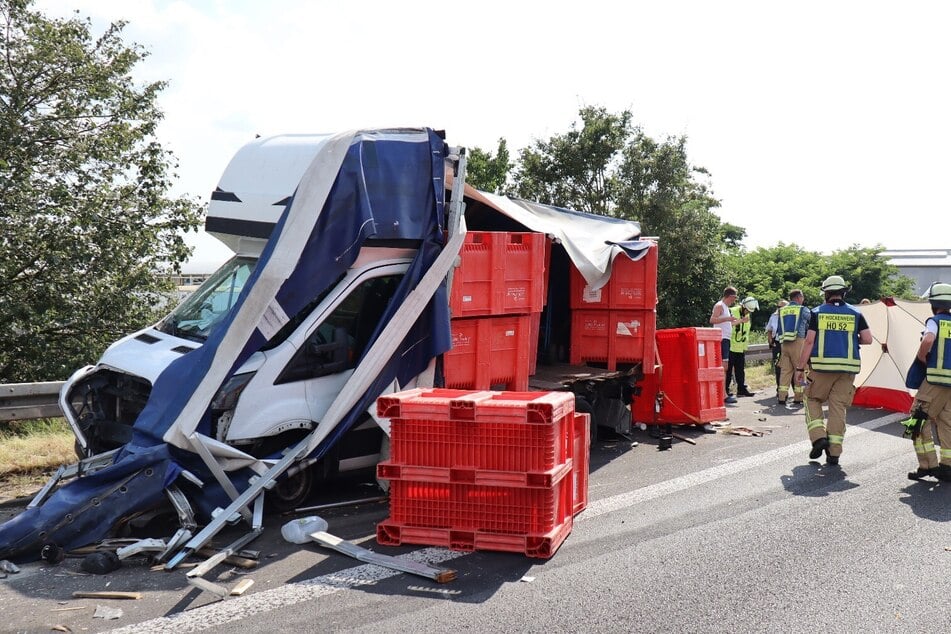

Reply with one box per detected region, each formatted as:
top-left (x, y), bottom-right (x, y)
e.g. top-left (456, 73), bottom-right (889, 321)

top-left (448, 390), bottom-right (576, 424)
top-left (569, 242), bottom-right (658, 310)
top-left (378, 461), bottom-right (571, 489)
top-left (529, 311), bottom-right (540, 376)
top-left (450, 232), bottom-right (548, 317)
top-left (572, 413), bottom-right (590, 515)
top-left (377, 389), bottom-right (576, 473)
top-left (569, 309), bottom-right (656, 371)
top-left (377, 516), bottom-right (573, 559)
top-left (381, 463), bottom-right (574, 537)
top-left (376, 387), bottom-right (487, 420)
top-left (444, 315), bottom-right (532, 390)
top-left (632, 328), bottom-right (726, 424)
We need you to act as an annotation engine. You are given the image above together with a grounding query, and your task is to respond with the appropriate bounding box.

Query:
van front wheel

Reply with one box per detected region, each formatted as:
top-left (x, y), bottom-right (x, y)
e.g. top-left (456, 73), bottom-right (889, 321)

top-left (267, 467), bottom-right (314, 512)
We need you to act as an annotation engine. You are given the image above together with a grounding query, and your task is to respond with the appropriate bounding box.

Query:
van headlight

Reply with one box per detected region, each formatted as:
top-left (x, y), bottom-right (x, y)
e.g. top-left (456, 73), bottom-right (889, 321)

top-left (211, 372), bottom-right (255, 410)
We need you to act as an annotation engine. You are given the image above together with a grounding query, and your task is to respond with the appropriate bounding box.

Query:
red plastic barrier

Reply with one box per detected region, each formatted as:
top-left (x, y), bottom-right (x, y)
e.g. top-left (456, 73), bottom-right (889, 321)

top-left (632, 327), bottom-right (726, 425)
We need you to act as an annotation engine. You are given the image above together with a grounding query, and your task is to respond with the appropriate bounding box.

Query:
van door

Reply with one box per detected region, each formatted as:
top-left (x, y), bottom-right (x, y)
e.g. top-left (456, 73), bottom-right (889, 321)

top-left (277, 272), bottom-right (404, 424)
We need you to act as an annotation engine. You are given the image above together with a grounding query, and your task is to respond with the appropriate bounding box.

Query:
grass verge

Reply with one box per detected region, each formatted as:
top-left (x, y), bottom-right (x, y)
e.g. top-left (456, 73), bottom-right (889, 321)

top-left (0, 418), bottom-right (75, 500)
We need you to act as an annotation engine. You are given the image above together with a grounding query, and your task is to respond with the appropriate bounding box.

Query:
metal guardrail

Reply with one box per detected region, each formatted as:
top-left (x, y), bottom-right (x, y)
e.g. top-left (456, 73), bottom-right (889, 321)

top-left (0, 381), bottom-right (65, 422)
top-left (746, 343), bottom-right (771, 363)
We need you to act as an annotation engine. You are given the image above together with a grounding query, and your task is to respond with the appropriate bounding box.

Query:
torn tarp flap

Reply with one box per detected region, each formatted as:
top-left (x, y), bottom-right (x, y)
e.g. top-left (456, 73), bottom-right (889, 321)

top-left (0, 444), bottom-right (181, 562)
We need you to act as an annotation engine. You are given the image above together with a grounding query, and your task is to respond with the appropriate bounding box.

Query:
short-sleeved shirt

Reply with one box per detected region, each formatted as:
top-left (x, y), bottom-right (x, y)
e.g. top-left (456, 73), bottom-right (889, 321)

top-left (714, 300), bottom-right (732, 340)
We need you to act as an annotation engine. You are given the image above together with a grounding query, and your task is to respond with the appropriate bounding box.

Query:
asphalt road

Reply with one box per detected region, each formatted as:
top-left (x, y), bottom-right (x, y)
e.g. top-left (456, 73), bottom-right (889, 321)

top-left (1, 394), bottom-right (948, 633)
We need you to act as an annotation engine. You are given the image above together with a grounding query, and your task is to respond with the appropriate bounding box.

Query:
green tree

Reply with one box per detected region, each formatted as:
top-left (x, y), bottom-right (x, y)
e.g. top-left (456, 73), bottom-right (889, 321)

top-left (514, 106), bottom-right (731, 328)
top-left (723, 243), bottom-right (916, 330)
top-left (0, 0), bottom-right (202, 382)
top-left (466, 138), bottom-right (512, 193)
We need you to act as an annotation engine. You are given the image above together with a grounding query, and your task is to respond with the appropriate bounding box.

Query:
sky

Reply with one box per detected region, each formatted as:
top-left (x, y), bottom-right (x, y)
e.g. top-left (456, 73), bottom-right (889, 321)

top-left (35, 0), bottom-right (951, 272)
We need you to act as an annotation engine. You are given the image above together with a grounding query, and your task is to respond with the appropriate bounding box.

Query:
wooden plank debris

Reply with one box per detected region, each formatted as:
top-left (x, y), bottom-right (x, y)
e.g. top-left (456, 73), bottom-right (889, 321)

top-left (71, 591), bottom-right (142, 600)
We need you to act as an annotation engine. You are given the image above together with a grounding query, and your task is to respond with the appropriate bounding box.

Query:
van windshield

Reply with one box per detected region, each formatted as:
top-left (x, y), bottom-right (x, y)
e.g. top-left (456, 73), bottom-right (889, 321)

top-left (157, 256), bottom-right (258, 342)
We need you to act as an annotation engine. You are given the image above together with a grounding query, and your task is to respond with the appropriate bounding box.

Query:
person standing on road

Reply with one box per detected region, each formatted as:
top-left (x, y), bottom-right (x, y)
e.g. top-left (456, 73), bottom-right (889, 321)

top-left (905, 282), bottom-right (951, 482)
top-left (728, 297), bottom-right (759, 397)
top-left (710, 286), bottom-right (740, 404)
top-left (777, 289), bottom-right (811, 407)
top-left (795, 276), bottom-right (872, 466)
top-left (766, 299), bottom-right (788, 390)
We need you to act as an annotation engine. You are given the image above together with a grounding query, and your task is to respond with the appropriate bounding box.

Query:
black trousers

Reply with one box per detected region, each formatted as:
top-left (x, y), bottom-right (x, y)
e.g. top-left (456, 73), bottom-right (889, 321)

top-left (726, 351), bottom-right (746, 393)
top-left (770, 342), bottom-right (781, 386)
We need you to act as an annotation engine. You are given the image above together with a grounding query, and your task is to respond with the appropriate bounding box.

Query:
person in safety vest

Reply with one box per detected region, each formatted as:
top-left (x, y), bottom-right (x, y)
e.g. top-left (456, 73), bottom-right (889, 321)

top-left (905, 282), bottom-right (951, 482)
top-left (776, 289), bottom-right (812, 407)
top-left (766, 299), bottom-right (788, 390)
top-left (710, 286), bottom-right (741, 404)
top-left (727, 297), bottom-right (759, 397)
top-left (794, 276), bottom-right (872, 466)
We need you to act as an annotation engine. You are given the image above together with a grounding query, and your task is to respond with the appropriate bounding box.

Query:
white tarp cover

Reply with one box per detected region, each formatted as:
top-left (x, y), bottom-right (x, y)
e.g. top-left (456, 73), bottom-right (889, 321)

top-left (854, 299), bottom-right (933, 412)
top-left (463, 186), bottom-right (643, 291)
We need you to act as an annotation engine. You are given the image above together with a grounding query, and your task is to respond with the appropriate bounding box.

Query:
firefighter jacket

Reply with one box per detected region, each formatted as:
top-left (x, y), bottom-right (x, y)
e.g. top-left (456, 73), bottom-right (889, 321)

top-left (925, 313), bottom-right (951, 386)
top-left (808, 301), bottom-right (863, 373)
top-left (729, 306), bottom-right (751, 353)
top-left (778, 303), bottom-right (808, 342)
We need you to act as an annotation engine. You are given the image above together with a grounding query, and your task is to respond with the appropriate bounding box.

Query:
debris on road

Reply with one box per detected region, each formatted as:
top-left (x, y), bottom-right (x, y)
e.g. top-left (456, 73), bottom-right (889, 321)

top-left (0, 559), bottom-right (20, 574)
top-left (72, 591), bottom-right (142, 600)
top-left (718, 425), bottom-right (772, 437)
top-left (282, 516), bottom-right (457, 583)
top-left (92, 604), bottom-right (123, 620)
top-left (670, 433), bottom-right (697, 445)
top-left (117, 538), bottom-right (167, 560)
top-left (229, 578), bottom-right (255, 596)
top-left (80, 551), bottom-right (121, 575)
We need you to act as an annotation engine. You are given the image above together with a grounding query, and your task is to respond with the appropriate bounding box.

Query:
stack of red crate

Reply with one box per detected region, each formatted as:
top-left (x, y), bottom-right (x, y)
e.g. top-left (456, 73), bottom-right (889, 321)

top-left (568, 242), bottom-right (659, 371)
top-left (444, 232), bottom-right (548, 391)
top-left (376, 388), bottom-right (590, 559)
top-left (632, 327), bottom-right (727, 425)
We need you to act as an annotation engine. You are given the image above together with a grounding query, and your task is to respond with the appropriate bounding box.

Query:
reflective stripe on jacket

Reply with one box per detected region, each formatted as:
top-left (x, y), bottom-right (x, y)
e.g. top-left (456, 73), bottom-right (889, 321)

top-left (729, 306), bottom-right (751, 353)
top-left (809, 303), bottom-right (861, 373)
top-left (778, 305), bottom-right (803, 342)
top-left (926, 313), bottom-right (951, 386)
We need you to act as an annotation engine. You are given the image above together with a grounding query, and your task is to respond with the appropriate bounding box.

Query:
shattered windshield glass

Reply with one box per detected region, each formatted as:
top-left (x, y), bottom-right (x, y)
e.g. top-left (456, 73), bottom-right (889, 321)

top-left (157, 256), bottom-right (258, 342)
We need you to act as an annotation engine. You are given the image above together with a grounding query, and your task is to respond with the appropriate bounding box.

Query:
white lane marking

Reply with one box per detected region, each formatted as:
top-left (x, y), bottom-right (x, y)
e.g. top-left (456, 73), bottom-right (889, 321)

top-left (111, 412), bottom-right (904, 633)
top-left (108, 548), bottom-right (466, 634)
top-left (578, 412), bottom-right (904, 520)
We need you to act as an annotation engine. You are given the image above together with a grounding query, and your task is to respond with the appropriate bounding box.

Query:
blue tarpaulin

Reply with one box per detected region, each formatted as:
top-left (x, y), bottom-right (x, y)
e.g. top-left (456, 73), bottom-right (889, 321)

top-left (0, 129), bottom-right (451, 561)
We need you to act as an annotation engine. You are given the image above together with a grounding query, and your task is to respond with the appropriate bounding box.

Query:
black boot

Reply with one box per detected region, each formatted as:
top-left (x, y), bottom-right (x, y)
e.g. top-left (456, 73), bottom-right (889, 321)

top-left (809, 437), bottom-right (829, 460)
top-left (907, 467), bottom-right (937, 481)
top-left (936, 464), bottom-right (951, 482)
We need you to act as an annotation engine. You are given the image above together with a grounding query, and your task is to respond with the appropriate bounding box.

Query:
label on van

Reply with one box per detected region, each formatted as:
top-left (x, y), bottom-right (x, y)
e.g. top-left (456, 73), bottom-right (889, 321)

top-left (258, 300), bottom-right (290, 340)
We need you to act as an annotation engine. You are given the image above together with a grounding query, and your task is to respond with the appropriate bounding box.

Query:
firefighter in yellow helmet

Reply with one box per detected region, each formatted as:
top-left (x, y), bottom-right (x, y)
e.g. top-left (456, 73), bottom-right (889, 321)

top-left (727, 297), bottom-right (759, 397)
top-left (794, 276), bottom-right (872, 465)
top-left (905, 282), bottom-right (951, 481)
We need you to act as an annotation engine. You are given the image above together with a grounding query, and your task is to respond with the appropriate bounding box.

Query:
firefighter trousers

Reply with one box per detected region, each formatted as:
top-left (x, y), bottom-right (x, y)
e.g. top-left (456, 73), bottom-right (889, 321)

top-left (777, 339), bottom-right (805, 403)
top-left (804, 371), bottom-right (856, 458)
top-left (910, 381), bottom-right (951, 470)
